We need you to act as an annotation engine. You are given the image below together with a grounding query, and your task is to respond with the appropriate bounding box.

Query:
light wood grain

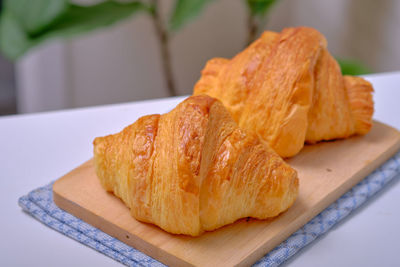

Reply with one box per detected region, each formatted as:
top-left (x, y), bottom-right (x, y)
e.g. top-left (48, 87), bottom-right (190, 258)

top-left (53, 121), bottom-right (400, 267)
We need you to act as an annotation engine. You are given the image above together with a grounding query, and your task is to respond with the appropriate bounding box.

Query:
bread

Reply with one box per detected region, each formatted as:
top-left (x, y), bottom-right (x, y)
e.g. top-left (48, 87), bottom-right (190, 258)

top-left (93, 95), bottom-right (299, 236)
top-left (194, 27), bottom-right (374, 157)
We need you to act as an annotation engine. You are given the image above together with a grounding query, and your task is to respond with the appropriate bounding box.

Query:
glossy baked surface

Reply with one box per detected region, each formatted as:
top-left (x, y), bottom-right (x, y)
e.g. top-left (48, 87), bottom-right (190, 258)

top-left (93, 95), bottom-right (299, 236)
top-left (194, 27), bottom-right (374, 157)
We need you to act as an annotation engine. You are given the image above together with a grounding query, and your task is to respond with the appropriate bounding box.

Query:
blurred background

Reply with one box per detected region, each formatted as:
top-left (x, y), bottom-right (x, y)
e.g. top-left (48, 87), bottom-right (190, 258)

top-left (0, 0), bottom-right (399, 115)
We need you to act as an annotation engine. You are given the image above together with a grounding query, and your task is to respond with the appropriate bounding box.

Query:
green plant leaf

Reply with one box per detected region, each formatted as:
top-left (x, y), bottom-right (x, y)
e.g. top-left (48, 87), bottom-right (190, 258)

top-left (0, 11), bottom-right (31, 60)
top-left (38, 1), bottom-right (148, 39)
top-left (0, 1), bottom-right (148, 60)
top-left (246, 0), bottom-right (278, 16)
top-left (336, 58), bottom-right (371, 75)
top-left (169, 0), bottom-right (212, 31)
top-left (6, 0), bottom-right (68, 35)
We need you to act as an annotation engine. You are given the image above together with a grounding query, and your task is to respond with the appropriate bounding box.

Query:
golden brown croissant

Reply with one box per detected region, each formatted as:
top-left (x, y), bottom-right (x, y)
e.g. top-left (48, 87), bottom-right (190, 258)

top-left (193, 27), bottom-right (374, 157)
top-left (93, 95), bottom-right (299, 236)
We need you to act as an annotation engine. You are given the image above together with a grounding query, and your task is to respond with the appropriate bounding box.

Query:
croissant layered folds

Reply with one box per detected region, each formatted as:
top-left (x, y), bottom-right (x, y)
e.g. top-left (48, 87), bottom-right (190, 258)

top-left (194, 27), bottom-right (374, 157)
top-left (93, 95), bottom-right (299, 236)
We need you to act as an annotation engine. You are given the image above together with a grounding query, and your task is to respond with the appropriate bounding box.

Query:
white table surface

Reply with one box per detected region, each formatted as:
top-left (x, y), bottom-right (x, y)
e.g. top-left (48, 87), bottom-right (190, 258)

top-left (1, 71), bottom-right (399, 267)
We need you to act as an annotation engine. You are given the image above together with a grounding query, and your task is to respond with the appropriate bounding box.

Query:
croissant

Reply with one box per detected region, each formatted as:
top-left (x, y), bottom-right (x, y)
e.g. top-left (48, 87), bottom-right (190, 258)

top-left (93, 95), bottom-right (299, 236)
top-left (193, 27), bottom-right (374, 157)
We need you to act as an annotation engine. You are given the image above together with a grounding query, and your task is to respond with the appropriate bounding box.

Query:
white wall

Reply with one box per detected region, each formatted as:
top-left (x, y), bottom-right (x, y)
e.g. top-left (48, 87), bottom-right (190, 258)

top-left (16, 0), bottom-right (400, 113)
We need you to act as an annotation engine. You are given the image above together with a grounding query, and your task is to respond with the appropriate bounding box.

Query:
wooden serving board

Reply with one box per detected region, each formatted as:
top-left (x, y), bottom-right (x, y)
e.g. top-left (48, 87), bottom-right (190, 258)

top-left (53, 121), bottom-right (400, 267)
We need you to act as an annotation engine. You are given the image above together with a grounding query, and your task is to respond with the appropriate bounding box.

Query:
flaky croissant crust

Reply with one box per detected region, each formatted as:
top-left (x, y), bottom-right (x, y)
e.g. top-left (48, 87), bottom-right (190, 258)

top-left (94, 95), bottom-right (299, 236)
top-left (194, 27), bottom-right (374, 157)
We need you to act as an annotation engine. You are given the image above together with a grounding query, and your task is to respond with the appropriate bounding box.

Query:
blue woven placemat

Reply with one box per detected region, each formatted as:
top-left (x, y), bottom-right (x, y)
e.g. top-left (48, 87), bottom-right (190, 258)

top-left (19, 151), bottom-right (400, 267)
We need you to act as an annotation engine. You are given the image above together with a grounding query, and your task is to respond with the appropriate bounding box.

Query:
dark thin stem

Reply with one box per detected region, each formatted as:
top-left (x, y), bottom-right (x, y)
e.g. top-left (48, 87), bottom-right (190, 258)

top-left (246, 11), bottom-right (258, 46)
top-left (150, 0), bottom-right (177, 96)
